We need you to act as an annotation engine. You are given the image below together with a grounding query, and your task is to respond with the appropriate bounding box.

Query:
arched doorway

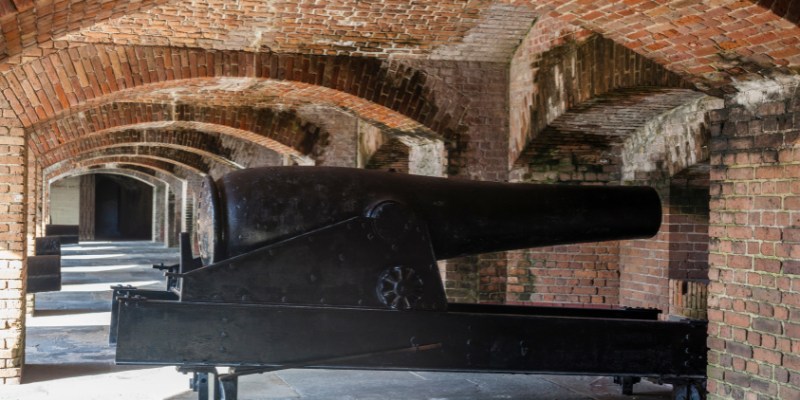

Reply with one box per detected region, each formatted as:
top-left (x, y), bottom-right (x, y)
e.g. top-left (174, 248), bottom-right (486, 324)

top-left (94, 174), bottom-right (153, 241)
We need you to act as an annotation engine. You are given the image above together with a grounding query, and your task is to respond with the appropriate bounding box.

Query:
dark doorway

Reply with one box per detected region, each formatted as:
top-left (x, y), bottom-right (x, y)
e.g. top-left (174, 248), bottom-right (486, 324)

top-left (94, 174), bottom-right (152, 240)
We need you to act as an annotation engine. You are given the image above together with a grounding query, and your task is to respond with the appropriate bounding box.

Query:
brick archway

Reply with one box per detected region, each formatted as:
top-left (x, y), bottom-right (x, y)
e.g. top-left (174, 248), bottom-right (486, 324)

top-left (46, 156), bottom-right (202, 182)
top-left (46, 148), bottom-right (222, 178)
top-left (3, 46), bottom-right (447, 137)
top-left (38, 121), bottom-right (309, 166)
top-left (46, 167), bottom-right (174, 243)
top-left (43, 137), bottom-right (248, 171)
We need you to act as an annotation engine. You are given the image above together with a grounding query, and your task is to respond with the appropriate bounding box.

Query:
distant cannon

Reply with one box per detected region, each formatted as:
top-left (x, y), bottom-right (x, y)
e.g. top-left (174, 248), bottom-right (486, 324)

top-left (111, 167), bottom-right (706, 400)
top-left (27, 237), bottom-right (62, 294)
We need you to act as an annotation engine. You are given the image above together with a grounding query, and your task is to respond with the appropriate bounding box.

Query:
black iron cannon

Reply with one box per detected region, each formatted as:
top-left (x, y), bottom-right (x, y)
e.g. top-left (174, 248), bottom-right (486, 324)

top-left (111, 166), bottom-right (706, 400)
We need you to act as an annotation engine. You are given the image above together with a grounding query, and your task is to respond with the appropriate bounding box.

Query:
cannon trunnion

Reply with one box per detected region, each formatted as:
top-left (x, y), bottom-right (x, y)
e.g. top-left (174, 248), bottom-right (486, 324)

top-left (111, 167), bottom-right (707, 400)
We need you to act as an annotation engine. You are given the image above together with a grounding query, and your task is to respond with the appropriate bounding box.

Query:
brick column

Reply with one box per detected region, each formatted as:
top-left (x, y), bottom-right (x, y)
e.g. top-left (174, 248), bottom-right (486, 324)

top-left (151, 184), bottom-right (166, 244)
top-left (0, 125), bottom-right (27, 384)
top-left (79, 174), bottom-right (95, 241)
top-left (398, 60), bottom-right (510, 303)
top-left (33, 162), bottom-right (42, 239)
top-left (706, 79), bottom-right (800, 399)
top-left (166, 189), bottom-right (176, 247)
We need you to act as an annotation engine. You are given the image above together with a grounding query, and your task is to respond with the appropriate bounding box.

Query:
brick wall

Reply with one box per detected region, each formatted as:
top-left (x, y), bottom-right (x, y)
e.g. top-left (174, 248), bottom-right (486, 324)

top-left (508, 243), bottom-right (621, 305)
top-left (705, 77), bottom-right (800, 399)
top-left (667, 166), bottom-right (711, 319)
top-left (400, 59), bottom-right (509, 181)
top-left (0, 126), bottom-right (26, 384)
top-left (668, 168), bottom-right (711, 280)
top-left (392, 59), bottom-right (509, 302)
top-left (618, 185), bottom-right (671, 312)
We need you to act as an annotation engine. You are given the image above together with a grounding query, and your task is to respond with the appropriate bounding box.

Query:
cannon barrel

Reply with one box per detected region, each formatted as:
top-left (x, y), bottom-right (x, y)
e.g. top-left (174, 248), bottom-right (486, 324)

top-left (114, 166), bottom-right (707, 395)
top-left (197, 166), bottom-right (661, 265)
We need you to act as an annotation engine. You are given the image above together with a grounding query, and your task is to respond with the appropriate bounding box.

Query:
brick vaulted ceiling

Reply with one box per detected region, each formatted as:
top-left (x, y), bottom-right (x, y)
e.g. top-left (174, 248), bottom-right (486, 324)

top-left (1, 0), bottom-right (800, 177)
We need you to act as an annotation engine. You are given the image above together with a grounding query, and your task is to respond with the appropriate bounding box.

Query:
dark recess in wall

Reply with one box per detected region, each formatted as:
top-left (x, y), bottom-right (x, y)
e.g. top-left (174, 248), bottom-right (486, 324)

top-left (94, 174), bottom-right (152, 240)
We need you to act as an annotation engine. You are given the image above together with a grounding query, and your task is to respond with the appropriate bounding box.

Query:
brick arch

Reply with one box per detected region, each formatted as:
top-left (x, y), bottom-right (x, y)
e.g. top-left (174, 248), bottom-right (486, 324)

top-left (47, 145), bottom-right (235, 177)
top-left (0, 0), bottom-right (166, 64)
top-left (45, 153), bottom-right (206, 182)
top-left (526, 1), bottom-right (800, 90)
top-left (24, 79), bottom-right (443, 169)
top-left (25, 99), bottom-right (328, 159)
top-left (44, 163), bottom-right (188, 245)
top-left (2, 45), bottom-right (447, 137)
top-left (509, 32), bottom-right (695, 166)
top-left (38, 120), bottom-right (312, 166)
top-left (512, 88), bottom-right (723, 183)
top-left (40, 131), bottom-right (248, 171)
top-left (48, 168), bottom-right (165, 189)
top-left (45, 163), bottom-right (190, 201)
top-left (56, 163), bottom-right (185, 183)
top-left (621, 95), bottom-right (724, 182)
top-left (22, 1), bottom-right (798, 91)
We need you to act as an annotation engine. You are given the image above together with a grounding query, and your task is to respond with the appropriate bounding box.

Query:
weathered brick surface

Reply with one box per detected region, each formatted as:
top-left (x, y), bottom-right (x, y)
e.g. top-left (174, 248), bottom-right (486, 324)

top-left (0, 0), bottom-right (799, 389)
top-left (0, 46), bottom-right (441, 138)
top-left (40, 128), bottom-right (284, 172)
top-left (512, 88), bottom-right (707, 183)
top-left (706, 78), bottom-right (800, 399)
top-left (507, 243), bottom-right (621, 305)
top-left (365, 138), bottom-right (409, 173)
top-left (666, 166), bottom-right (711, 319)
top-left (446, 252), bottom-right (509, 304)
top-left (619, 224), bottom-right (670, 311)
top-left (47, 156), bottom-right (195, 184)
top-left (508, 87), bottom-right (715, 310)
top-left (526, 1), bottom-right (800, 89)
top-left (384, 58), bottom-right (510, 180)
top-left (0, 0), bottom-right (164, 63)
top-left (0, 90), bottom-right (24, 381)
top-left (3, 0), bottom-right (794, 89)
top-left (57, 1), bottom-right (536, 62)
top-left (669, 166), bottom-right (711, 282)
top-left (510, 34), bottom-right (690, 168)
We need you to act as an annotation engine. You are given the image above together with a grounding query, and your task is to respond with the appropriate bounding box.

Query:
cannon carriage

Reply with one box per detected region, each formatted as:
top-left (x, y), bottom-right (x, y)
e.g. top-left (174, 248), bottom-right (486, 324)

top-left (111, 166), bottom-right (706, 400)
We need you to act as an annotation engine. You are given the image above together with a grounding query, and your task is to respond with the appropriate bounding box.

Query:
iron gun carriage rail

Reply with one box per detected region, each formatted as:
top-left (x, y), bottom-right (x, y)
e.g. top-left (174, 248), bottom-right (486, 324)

top-left (111, 167), bottom-right (706, 400)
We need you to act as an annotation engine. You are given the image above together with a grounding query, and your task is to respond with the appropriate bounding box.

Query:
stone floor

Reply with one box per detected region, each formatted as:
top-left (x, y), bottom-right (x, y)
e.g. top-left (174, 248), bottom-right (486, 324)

top-left (0, 241), bottom-right (674, 400)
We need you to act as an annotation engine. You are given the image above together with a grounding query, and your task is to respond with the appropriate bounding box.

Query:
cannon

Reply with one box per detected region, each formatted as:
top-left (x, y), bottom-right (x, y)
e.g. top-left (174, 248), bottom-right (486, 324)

top-left (111, 166), bottom-right (706, 399)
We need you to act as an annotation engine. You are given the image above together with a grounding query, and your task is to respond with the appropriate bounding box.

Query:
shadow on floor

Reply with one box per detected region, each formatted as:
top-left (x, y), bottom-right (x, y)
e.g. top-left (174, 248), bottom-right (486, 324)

top-left (23, 363), bottom-right (154, 384)
top-left (32, 309), bottom-right (106, 317)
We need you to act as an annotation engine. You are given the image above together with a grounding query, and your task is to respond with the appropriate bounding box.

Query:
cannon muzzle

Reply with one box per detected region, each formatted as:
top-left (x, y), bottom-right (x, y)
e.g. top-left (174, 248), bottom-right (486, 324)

top-left (197, 166), bottom-right (661, 265)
